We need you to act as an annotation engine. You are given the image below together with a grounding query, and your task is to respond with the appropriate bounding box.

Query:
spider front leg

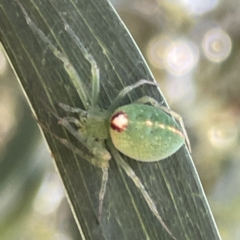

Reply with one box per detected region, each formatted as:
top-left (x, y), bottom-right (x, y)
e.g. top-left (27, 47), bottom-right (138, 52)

top-left (60, 18), bottom-right (100, 108)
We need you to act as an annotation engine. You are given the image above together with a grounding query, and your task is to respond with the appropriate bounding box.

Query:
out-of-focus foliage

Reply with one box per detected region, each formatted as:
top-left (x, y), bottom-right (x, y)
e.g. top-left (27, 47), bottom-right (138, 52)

top-left (0, 0), bottom-right (239, 239)
top-left (114, 0), bottom-right (240, 239)
top-left (0, 47), bottom-right (80, 239)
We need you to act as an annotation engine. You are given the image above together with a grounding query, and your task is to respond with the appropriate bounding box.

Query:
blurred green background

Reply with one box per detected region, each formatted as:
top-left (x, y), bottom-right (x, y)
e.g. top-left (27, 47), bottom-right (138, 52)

top-left (1, 0), bottom-right (240, 239)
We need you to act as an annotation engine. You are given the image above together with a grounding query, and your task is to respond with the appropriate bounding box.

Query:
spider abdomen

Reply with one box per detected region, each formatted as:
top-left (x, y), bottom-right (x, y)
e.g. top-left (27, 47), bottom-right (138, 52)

top-left (110, 104), bottom-right (185, 161)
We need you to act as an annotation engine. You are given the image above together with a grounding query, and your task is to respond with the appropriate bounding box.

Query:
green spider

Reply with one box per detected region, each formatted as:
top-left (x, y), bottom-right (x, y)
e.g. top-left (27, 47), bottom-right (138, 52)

top-left (17, 2), bottom-right (191, 239)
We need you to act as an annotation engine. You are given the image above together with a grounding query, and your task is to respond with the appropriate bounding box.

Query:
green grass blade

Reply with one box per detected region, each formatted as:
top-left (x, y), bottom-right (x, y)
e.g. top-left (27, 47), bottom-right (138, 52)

top-left (0, 0), bottom-right (221, 239)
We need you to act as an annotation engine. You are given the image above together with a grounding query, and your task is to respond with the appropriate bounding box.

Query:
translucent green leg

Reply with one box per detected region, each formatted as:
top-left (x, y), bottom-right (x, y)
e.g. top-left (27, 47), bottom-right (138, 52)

top-left (60, 117), bottom-right (82, 128)
top-left (57, 117), bottom-right (111, 221)
top-left (56, 117), bottom-right (110, 161)
top-left (17, 1), bottom-right (110, 224)
top-left (59, 16), bottom-right (100, 108)
top-left (36, 109), bottom-right (110, 221)
top-left (59, 103), bottom-right (88, 114)
top-left (98, 167), bottom-right (109, 222)
top-left (135, 96), bottom-right (191, 152)
top-left (55, 131), bottom-right (109, 222)
top-left (108, 140), bottom-right (176, 240)
top-left (109, 79), bottom-right (157, 112)
top-left (59, 103), bottom-right (109, 124)
top-left (16, 0), bottom-right (90, 109)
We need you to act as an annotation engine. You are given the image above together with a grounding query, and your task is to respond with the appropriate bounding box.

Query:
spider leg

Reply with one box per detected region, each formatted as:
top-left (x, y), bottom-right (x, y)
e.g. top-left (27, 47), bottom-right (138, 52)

top-left (59, 103), bottom-right (88, 114)
top-left (48, 128), bottom-right (110, 223)
top-left (40, 100), bottom-right (111, 163)
top-left (56, 119), bottom-right (110, 220)
top-left (56, 115), bottom-right (111, 220)
top-left (135, 96), bottom-right (191, 152)
top-left (109, 79), bottom-right (157, 112)
top-left (59, 103), bottom-right (109, 124)
top-left (36, 116), bottom-right (110, 222)
top-left (108, 140), bottom-right (176, 240)
top-left (98, 167), bottom-right (109, 222)
top-left (60, 116), bottom-right (82, 128)
top-left (16, 0), bottom-right (90, 109)
top-left (35, 116), bottom-right (108, 169)
top-left (59, 16), bottom-right (100, 108)
top-left (57, 117), bottom-right (110, 161)
top-left (17, 1), bottom-right (110, 224)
